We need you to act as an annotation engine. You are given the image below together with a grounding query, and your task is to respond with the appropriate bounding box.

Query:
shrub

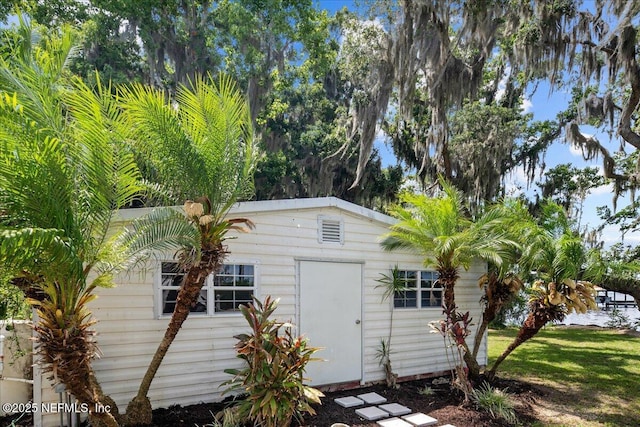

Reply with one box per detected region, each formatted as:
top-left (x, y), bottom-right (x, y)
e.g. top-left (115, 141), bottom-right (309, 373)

top-left (471, 382), bottom-right (517, 424)
top-left (418, 385), bottom-right (435, 396)
top-left (429, 305), bottom-right (474, 401)
top-left (223, 296), bottom-right (324, 427)
top-left (605, 308), bottom-right (632, 329)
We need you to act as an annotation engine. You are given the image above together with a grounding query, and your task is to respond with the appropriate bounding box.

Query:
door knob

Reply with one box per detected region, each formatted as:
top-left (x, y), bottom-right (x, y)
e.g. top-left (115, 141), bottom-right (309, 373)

top-left (355, 319), bottom-right (361, 324)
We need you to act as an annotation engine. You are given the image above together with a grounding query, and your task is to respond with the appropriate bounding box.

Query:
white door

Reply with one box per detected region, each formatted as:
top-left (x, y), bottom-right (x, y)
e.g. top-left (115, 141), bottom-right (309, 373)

top-left (299, 260), bottom-right (362, 385)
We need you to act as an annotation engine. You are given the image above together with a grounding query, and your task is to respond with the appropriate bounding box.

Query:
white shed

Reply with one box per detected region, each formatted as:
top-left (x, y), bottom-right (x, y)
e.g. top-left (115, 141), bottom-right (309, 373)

top-left (34, 197), bottom-right (487, 426)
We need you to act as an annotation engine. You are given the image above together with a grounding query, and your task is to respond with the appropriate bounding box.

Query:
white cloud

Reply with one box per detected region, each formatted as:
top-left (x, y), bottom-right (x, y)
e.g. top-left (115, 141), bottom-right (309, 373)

top-left (521, 98), bottom-right (533, 113)
top-left (588, 182), bottom-right (614, 196)
top-left (503, 165), bottom-right (530, 197)
top-left (569, 144), bottom-right (582, 156)
top-left (597, 224), bottom-right (640, 247)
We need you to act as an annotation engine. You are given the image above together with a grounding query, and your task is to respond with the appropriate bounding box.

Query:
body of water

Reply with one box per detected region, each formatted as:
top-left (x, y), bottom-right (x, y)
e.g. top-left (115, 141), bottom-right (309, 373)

top-left (562, 305), bottom-right (640, 327)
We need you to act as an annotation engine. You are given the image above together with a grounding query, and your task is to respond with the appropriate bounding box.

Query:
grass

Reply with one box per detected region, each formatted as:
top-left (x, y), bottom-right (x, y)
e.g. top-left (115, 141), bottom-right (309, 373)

top-left (471, 381), bottom-right (517, 424)
top-left (488, 326), bottom-right (640, 427)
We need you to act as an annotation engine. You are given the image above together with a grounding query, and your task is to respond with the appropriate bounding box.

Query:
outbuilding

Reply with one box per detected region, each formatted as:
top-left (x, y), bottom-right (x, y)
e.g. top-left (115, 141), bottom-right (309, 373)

top-left (34, 197), bottom-right (487, 427)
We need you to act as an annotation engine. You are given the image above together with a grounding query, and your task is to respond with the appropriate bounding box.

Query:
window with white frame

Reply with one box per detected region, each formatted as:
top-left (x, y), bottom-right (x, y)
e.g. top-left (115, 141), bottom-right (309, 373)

top-left (213, 264), bottom-right (255, 312)
top-left (393, 269), bottom-right (441, 309)
top-left (159, 261), bottom-right (256, 316)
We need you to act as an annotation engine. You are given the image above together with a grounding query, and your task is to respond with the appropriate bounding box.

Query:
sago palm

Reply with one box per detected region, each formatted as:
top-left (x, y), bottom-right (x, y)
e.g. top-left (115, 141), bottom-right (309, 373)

top-left (116, 74), bottom-right (257, 425)
top-left (380, 178), bottom-right (518, 380)
top-left (0, 18), bottom-right (145, 427)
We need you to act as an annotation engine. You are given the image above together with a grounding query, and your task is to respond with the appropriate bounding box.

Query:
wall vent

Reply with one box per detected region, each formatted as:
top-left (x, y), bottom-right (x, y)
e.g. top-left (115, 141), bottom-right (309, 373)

top-left (318, 216), bottom-right (344, 244)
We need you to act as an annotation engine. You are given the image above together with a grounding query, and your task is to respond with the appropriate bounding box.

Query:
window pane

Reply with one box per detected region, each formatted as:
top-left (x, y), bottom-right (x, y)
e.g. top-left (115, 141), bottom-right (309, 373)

top-left (421, 271), bottom-right (433, 288)
top-left (215, 290), bottom-right (234, 311)
top-left (162, 289), bottom-right (178, 314)
top-left (399, 270), bottom-right (417, 290)
top-left (236, 277), bottom-right (254, 287)
top-left (190, 290), bottom-right (207, 313)
top-left (237, 265), bottom-right (254, 276)
top-left (215, 275), bottom-right (234, 286)
top-left (402, 270), bottom-right (416, 280)
top-left (421, 271), bottom-right (440, 287)
top-left (161, 262), bottom-right (184, 288)
top-left (215, 290), bottom-right (252, 312)
top-left (212, 264), bottom-right (255, 312)
top-left (235, 290), bottom-right (253, 307)
top-left (394, 290), bottom-right (417, 308)
top-left (161, 276), bottom-right (174, 288)
top-left (421, 289), bottom-right (442, 308)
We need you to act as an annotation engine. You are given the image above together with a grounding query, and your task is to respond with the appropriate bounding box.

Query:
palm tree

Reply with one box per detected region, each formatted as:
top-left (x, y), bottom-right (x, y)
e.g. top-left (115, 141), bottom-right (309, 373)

top-left (380, 178), bottom-right (518, 380)
top-left (470, 200), bottom-right (533, 362)
top-left (115, 74), bottom-right (257, 425)
top-left (0, 18), bottom-right (145, 427)
top-left (486, 205), bottom-right (598, 379)
top-left (471, 271), bottom-right (523, 361)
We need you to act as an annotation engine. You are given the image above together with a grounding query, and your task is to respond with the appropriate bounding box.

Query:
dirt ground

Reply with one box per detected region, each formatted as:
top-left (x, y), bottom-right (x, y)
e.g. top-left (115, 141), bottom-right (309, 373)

top-left (0, 377), bottom-right (543, 427)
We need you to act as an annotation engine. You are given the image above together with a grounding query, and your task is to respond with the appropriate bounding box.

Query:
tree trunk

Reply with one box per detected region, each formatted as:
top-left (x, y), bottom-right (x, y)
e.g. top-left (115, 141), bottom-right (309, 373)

top-left (486, 302), bottom-right (558, 380)
top-left (472, 317), bottom-right (491, 361)
top-left (437, 266), bottom-right (483, 380)
top-left (34, 311), bottom-right (120, 426)
top-left (462, 341), bottom-right (481, 382)
top-left (601, 275), bottom-right (640, 307)
top-left (438, 266), bottom-right (459, 314)
top-left (124, 247), bottom-right (225, 425)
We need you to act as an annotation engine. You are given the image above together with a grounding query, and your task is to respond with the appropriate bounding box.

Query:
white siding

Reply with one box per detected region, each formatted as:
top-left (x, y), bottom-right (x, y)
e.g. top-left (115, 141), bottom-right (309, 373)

top-left (37, 198), bottom-right (487, 426)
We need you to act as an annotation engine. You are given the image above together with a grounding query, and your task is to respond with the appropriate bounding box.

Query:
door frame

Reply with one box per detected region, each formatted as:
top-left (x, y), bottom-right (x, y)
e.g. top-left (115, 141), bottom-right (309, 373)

top-left (295, 257), bottom-right (365, 386)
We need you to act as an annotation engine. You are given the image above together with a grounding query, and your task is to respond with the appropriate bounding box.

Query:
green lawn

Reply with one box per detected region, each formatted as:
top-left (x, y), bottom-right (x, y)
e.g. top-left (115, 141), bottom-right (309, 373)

top-left (488, 326), bottom-right (640, 427)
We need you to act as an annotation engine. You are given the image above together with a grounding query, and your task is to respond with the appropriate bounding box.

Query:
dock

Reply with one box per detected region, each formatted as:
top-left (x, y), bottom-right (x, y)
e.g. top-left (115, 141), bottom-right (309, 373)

top-left (596, 289), bottom-right (638, 310)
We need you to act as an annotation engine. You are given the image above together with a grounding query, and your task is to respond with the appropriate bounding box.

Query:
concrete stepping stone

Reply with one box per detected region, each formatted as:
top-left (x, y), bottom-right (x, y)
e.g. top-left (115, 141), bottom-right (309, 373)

top-left (355, 406), bottom-right (390, 421)
top-left (358, 392), bottom-right (388, 404)
top-left (378, 403), bottom-right (412, 416)
top-left (401, 412), bottom-right (438, 426)
top-left (334, 396), bottom-right (365, 408)
top-left (377, 417), bottom-right (414, 427)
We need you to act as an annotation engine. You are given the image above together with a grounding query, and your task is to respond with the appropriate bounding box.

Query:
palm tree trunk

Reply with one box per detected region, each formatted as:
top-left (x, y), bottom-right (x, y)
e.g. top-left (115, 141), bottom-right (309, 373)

top-left (35, 307), bottom-right (120, 427)
top-left (486, 302), bottom-right (558, 380)
top-left (472, 318), bottom-right (491, 360)
top-left (462, 342), bottom-right (481, 382)
top-left (88, 372), bottom-right (122, 426)
top-left (125, 247), bottom-right (223, 426)
top-left (438, 266), bottom-right (459, 314)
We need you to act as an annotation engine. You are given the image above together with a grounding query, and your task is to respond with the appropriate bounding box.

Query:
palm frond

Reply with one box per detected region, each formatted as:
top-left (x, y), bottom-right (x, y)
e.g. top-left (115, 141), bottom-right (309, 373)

top-left (119, 82), bottom-right (209, 201)
top-left (64, 74), bottom-right (146, 265)
top-left (0, 227), bottom-right (82, 281)
top-left (375, 265), bottom-right (406, 302)
top-left (109, 207), bottom-right (201, 273)
top-left (120, 74), bottom-right (256, 221)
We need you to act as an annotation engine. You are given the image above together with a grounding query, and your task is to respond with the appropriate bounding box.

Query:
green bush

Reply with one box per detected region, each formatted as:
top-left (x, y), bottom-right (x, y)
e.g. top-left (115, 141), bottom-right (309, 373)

top-left (471, 382), bottom-right (517, 424)
top-left (0, 281), bottom-right (30, 321)
top-left (223, 296), bottom-right (323, 427)
top-left (605, 308), bottom-right (633, 329)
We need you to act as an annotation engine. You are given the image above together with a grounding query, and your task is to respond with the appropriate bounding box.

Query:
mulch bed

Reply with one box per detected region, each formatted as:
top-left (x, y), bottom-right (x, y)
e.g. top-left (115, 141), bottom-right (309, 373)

top-left (0, 377), bottom-right (540, 426)
top-left (146, 376), bottom-right (539, 427)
